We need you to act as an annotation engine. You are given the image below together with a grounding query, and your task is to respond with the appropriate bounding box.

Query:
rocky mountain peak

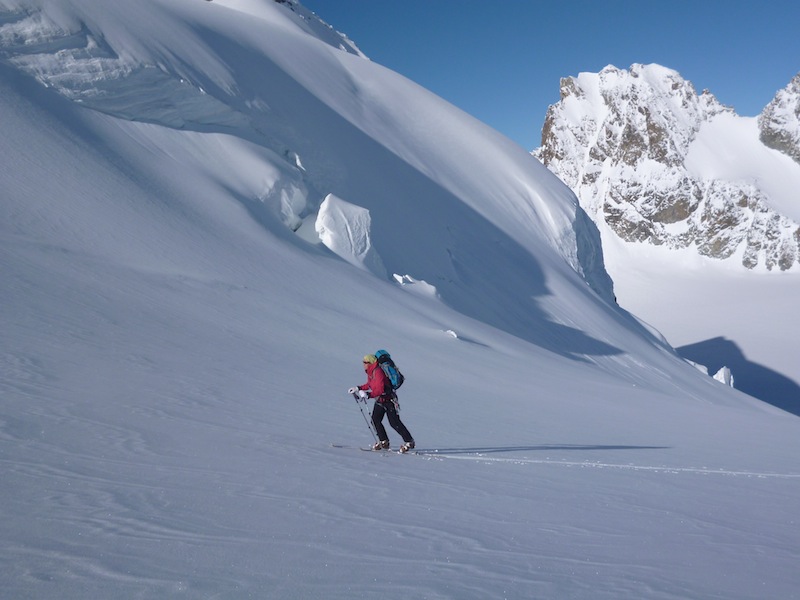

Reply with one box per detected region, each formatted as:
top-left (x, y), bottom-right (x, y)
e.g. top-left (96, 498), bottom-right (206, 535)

top-left (759, 72), bottom-right (800, 164)
top-left (535, 64), bottom-right (800, 271)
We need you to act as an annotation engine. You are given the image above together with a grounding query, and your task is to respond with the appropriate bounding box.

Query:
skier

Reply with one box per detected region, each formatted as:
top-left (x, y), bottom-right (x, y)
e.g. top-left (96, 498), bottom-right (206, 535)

top-left (349, 354), bottom-right (415, 452)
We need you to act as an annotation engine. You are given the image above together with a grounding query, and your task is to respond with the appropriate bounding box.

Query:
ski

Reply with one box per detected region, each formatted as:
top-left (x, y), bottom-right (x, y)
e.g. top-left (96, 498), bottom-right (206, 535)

top-left (331, 443), bottom-right (418, 455)
top-left (331, 443), bottom-right (381, 452)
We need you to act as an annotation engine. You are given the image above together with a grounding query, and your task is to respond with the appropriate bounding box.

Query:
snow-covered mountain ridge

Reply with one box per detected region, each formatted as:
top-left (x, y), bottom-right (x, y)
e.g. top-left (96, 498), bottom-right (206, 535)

top-left (535, 64), bottom-right (800, 271)
top-left (0, 0), bottom-right (614, 304)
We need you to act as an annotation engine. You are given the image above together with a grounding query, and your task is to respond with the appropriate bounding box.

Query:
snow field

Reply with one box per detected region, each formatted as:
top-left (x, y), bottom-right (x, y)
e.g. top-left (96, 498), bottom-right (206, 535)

top-left (2, 1), bottom-right (800, 598)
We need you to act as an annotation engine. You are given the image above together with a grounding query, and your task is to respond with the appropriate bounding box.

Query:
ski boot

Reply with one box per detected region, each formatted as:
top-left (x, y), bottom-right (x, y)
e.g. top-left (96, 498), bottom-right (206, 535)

top-left (372, 439), bottom-right (390, 451)
top-left (399, 440), bottom-right (415, 453)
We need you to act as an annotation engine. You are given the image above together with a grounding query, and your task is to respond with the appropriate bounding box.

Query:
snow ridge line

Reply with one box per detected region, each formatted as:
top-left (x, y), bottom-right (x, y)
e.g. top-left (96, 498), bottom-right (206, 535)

top-left (427, 454), bottom-right (800, 478)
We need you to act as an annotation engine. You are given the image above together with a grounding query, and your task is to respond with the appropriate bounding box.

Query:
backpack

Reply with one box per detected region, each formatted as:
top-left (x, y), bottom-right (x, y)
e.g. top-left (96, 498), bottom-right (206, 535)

top-left (375, 349), bottom-right (404, 390)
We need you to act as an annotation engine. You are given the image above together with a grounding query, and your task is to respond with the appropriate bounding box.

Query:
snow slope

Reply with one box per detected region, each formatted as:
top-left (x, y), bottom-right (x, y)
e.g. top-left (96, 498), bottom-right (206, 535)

top-left (603, 233), bottom-right (800, 415)
top-left (2, 1), bottom-right (799, 598)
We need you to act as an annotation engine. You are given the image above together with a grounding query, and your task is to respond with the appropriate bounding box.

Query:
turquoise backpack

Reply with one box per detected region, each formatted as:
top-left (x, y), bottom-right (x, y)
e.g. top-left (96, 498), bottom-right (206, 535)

top-left (375, 349), bottom-right (404, 390)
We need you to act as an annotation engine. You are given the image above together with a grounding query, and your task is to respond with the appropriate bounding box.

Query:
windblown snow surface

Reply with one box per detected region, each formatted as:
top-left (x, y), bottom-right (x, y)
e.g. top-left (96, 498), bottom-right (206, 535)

top-left (1, 1), bottom-right (798, 598)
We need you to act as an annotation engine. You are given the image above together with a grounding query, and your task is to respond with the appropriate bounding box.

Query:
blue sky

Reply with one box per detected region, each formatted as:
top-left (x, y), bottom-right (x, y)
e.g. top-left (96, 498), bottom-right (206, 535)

top-left (300, 0), bottom-right (800, 149)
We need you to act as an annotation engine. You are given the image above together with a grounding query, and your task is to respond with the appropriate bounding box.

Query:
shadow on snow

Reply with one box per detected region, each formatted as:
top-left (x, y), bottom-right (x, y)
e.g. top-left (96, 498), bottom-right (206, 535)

top-left (677, 337), bottom-right (800, 417)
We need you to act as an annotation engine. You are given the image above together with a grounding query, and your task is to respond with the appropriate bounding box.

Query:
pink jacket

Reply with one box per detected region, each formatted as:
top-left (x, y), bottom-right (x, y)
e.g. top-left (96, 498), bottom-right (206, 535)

top-left (359, 361), bottom-right (390, 399)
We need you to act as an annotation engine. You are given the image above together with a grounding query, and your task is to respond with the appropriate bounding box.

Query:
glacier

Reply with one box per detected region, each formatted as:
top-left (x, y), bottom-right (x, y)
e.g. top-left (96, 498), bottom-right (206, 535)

top-left (1, 2), bottom-right (799, 599)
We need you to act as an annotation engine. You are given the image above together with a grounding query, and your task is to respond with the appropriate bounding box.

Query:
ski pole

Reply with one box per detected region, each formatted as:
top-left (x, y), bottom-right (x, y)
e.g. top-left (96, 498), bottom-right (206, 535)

top-left (352, 392), bottom-right (378, 442)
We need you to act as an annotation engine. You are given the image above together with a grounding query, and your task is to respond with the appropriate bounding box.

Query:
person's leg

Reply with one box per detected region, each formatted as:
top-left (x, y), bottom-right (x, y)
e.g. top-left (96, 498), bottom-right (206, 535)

top-left (371, 402), bottom-right (389, 442)
top-left (385, 403), bottom-right (413, 443)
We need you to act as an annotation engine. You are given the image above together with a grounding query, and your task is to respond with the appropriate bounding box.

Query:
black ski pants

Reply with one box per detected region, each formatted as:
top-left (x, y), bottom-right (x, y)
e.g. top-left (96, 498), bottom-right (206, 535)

top-left (372, 398), bottom-right (413, 443)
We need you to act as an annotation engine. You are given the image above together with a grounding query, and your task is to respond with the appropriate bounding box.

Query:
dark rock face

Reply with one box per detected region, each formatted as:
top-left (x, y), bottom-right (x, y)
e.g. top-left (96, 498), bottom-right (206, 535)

top-left (535, 64), bottom-right (800, 271)
top-left (759, 73), bottom-right (800, 165)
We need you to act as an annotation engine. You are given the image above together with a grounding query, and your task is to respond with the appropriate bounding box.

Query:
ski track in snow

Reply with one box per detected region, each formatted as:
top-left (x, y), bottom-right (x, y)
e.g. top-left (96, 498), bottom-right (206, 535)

top-left (334, 445), bottom-right (800, 478)
top-left (415, 451), bottom-right (800, 479)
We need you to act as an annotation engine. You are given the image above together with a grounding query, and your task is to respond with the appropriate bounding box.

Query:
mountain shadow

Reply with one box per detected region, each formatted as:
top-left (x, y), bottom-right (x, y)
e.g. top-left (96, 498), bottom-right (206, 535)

top-left (677, 337), bottom-right (800, 417)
